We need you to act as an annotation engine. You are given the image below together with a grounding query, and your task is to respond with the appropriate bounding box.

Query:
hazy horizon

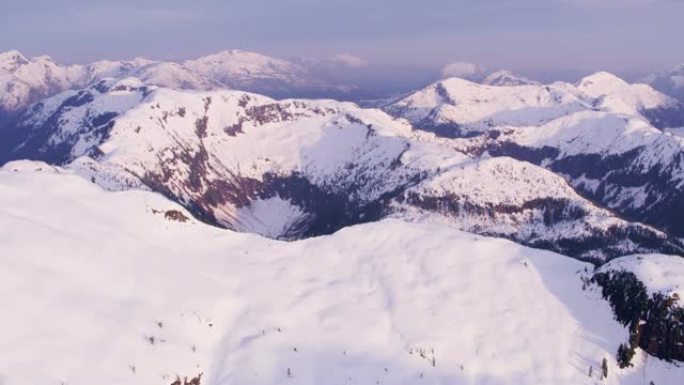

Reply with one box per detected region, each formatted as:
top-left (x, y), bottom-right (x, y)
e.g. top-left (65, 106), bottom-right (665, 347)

top-left (2, 0), bottom-right (684, 80)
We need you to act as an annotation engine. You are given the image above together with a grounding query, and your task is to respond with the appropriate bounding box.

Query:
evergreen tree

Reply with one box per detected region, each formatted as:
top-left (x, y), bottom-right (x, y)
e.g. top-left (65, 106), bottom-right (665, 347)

top-left (601, 357), bottom-right (608, 378)
top-left (617, 343), bottom-right (635, 368)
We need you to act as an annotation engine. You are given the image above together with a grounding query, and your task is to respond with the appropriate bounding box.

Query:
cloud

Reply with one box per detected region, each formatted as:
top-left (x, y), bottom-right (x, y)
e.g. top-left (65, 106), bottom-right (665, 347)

top-left (440, 61), bottom-right (485, 79)
top-left (672, 75), bottom-right (684, 89)
top-left (327, 54), bottom-right (368, 68)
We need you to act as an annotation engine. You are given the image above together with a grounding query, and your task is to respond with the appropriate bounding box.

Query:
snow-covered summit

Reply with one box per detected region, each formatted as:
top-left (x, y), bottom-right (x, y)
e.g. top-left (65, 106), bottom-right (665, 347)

top-left (184, 49), bottom-right (301, 77)
top-left (385, 77), bottom-right (588, 135)
top-left (0, 50), bottom-right (30, 72)
top-left (578, 71), bottom-right (678, 115)
top-left (577, 71), bottom-right (630, 94)
top-left (599, 254), bottom-right (684, 299)
top-left (482, 70), bottom-right (539, 86)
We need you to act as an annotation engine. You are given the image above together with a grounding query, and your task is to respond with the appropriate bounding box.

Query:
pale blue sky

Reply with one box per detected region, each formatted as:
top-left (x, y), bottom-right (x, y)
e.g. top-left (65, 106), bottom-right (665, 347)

top-left (2, 0), bottom-right (683, 78)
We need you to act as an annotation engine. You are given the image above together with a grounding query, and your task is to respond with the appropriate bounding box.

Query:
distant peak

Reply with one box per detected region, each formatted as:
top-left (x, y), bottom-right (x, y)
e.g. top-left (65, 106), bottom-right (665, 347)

top-left (576, 71), bottom-right (634, 99)
top-left (578, 71), bottom-right (628, 89)
top-left (0, 50), bottom-right (29, 71)
top-left (482, 70), bottom-right (538, 86)
top-left (196, 49), bottom-right (264, 60)
top-left (0, 49), bottom-right (27, 60)
top-left (130, 57), bottom-right (154, 66)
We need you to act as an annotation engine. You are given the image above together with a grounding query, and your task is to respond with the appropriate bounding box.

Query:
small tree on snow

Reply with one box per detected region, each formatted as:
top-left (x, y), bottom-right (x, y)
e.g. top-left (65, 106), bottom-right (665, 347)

top-left (601, 357), bottom-right (608, 378)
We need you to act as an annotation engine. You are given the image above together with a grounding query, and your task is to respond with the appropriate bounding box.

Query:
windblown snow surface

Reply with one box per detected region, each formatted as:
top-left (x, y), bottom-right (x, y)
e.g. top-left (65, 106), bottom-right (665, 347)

top-left (1, 163), bottom-right (682, 385)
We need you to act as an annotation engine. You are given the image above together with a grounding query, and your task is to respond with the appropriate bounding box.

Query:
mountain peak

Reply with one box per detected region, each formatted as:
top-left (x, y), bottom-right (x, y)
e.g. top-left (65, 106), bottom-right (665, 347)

top-left (577, 71), bottom-right (629, 94)
top-left (190, 49), bottom-right (279, 64)
top-left (482, 70), bottom-right (538, 87)
top-left (0, 49), bottom-right (27, 61)
top-left (184, 49), bottom-right (300, 78)
top-left (129, 57), bottom-right (155, 67)
top-left (0, 50), bottom-right (29, 72)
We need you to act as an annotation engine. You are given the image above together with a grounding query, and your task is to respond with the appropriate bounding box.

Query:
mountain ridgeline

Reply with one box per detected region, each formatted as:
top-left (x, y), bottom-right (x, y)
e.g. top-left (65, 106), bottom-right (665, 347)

top-left (2, 74), bottom-right (683, 262)
top-left (1, 51), bottom-right (684, 263)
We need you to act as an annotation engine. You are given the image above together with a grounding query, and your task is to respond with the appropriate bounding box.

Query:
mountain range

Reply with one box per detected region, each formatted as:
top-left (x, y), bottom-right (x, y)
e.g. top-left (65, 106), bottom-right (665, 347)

top-left (2, 49), bottom-right (684, 385)
top-left (0, 49), bottom-right (353, 116)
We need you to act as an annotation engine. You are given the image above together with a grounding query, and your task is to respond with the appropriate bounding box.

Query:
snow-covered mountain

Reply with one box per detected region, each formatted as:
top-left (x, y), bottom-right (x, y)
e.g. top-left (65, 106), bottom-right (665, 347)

top-left (481, 70), bottom-right (539, 87)
top-left (2, 162), bottom-right (683, 385)
top-left (0, 50), bottom-right (157, 113)
top-left (386, 72), bottom-right (684, 135)
top-left (1, 50), bottom-right (86, 112)
top-left (385, 72), bottom-right (684, 238)
top-left (2, 48), bottom-right (684, 384)
top-left (183, 50), bottom-right (351, 97)
top-left (2, 77), bottom-right (681, 261)
top-left (0, 49), bottom-right (353, 117)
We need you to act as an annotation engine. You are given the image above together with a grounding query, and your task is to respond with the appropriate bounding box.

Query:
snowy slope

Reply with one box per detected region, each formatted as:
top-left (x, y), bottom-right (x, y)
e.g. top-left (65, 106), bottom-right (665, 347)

top-left (1, 163), bottom-right (683, 385)
top-left (385, 77), bottom-right (589, 136)
top-left (6, 79), bottom-right (680, 260)
top-left (386, 72), bottom-right (684, 136)
top-left (599, 254), bottom-right (684, 299)
top-left (385, 72), bottom-right (684, 238)
top-left (395, 157), bottom-right (627, 235)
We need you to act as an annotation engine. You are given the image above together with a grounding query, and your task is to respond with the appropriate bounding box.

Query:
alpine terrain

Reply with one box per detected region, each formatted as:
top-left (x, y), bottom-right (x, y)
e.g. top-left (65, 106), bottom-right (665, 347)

top-left (2, 48), bottom-right (684, 385)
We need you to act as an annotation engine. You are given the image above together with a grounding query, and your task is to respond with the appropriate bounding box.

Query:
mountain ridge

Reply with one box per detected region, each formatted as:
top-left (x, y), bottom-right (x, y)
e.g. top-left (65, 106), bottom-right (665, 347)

top-left (0, 49), bottom-right (355, 116)
top-left (384, 73), bottom-right (684, 239)
top-left (3, 76), bottom-right (682, 261)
